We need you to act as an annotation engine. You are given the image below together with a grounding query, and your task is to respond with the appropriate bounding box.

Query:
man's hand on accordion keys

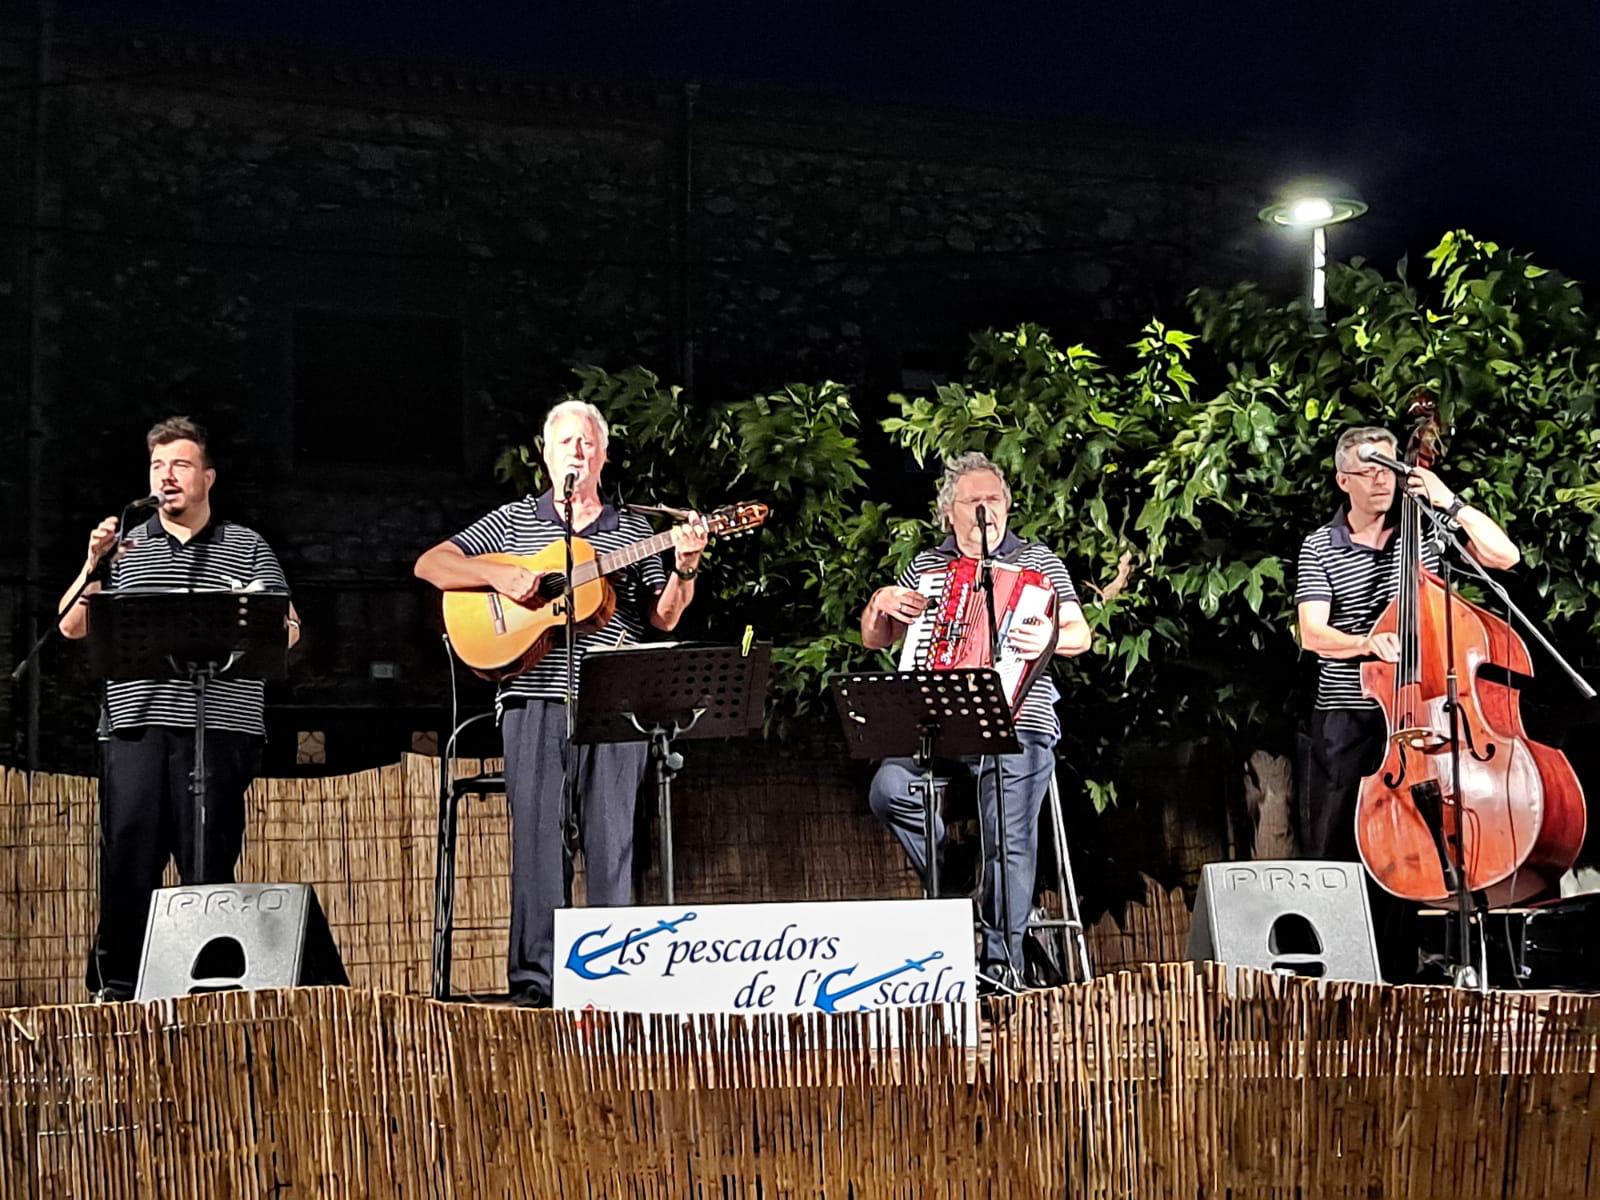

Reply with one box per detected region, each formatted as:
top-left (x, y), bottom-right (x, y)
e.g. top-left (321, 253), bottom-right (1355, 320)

top-left (873, 586), bottom-right (929, 624)
top-left (1005, 614), bottom-right (1054, 661)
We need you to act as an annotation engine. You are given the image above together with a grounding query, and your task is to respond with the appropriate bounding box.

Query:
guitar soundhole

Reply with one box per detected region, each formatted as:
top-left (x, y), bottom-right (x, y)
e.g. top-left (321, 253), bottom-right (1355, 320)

top-left (538, 574), bottom-right (567, 602)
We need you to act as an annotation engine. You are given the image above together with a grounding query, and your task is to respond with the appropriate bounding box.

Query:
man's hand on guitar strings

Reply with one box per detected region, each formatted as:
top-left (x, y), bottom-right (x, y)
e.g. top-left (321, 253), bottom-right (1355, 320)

top-left (491, 561), bottom-right (546, 604)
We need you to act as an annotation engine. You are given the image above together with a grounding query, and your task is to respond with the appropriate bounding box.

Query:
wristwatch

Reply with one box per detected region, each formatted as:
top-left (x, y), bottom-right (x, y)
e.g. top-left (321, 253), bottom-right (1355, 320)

top-left (672, 564), bottom-right (700, 581)
top-left (1442, 495), bottom-right (1467, 520)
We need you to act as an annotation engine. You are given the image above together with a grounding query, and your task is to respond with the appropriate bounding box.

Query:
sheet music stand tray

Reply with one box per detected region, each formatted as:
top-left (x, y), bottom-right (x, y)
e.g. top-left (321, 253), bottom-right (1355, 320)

top-left (87, 589), bottom-right (289, 881)
top-left (575, 641), bottom-right (770, 903)
top-left (830, 669), bottom-right (1018, 900)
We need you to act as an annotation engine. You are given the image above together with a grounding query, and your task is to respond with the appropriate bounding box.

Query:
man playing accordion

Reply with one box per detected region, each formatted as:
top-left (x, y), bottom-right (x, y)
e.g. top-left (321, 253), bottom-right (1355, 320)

top-left (859, 452), bottom-right (1091, 988)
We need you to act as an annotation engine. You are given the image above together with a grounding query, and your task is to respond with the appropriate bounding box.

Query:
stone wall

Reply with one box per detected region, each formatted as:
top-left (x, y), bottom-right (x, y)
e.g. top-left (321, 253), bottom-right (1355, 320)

top-left (0, 39), bottom-right (37, 754)
top-left (1, 24), bottom-right (1286, 773)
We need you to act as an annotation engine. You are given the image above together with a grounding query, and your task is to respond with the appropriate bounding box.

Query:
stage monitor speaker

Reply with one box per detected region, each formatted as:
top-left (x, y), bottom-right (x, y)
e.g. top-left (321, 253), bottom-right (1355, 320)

top-left (1187, 860), bottom-right (1380, 983)
top-left (136, 883), bottom-right (349, 1001)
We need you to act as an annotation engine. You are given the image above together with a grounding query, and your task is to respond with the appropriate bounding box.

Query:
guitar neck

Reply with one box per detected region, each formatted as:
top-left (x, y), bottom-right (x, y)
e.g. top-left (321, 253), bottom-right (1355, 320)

top-left (575, 530), bottom-right (676, 584)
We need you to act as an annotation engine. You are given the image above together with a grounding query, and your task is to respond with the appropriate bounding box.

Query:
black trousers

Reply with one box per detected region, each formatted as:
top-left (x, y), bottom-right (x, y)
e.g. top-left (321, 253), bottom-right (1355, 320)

top-left (1298, 706), bottom-right (1418, 982)
top-left (88, 725), bottom-right (260, 995)
top-left (1298, 708), bottom-right (1387, 860)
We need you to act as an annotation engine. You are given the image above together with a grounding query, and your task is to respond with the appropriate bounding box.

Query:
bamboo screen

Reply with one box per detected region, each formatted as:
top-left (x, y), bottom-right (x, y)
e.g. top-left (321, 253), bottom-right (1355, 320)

top-left (2, 965), bottom-right (1597, 1199)
top-left (0, 753), bottom-right (918, 1006)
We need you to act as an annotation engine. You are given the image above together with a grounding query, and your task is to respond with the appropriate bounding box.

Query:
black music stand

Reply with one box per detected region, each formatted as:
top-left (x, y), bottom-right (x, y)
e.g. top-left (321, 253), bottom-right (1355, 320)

top-left (575, 641), bottom-right (770, 903)
top-left (87, 589), bottom-right (289, 882)
top-left (830, 669), bottom-right (1019, 902)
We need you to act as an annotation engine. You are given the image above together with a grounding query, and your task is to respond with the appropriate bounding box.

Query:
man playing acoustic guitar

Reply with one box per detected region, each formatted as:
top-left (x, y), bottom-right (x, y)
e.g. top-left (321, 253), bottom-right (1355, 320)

top-left (416, 400), bottom-right (708, 1007)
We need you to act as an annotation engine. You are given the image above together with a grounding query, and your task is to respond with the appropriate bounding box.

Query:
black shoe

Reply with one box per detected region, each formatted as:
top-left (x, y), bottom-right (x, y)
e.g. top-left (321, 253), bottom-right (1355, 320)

top-left (975, 963), bottom-right (1022, 998)
top-left (509, 983), bottom-right (552, 1009)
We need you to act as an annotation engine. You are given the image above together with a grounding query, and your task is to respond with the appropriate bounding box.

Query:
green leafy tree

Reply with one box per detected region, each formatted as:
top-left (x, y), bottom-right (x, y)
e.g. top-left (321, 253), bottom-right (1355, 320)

top-left (880, 321), bottom-right (1213, 810)
top-left (491, 231), bottom-right (1600, 815)
top-left (876, 231), bottom-right (1600, 809)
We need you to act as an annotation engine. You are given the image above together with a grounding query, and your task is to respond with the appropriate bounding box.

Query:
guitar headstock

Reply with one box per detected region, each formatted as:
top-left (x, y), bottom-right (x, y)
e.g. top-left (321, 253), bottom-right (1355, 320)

top-left (704, 502), bottom-right (770, 539)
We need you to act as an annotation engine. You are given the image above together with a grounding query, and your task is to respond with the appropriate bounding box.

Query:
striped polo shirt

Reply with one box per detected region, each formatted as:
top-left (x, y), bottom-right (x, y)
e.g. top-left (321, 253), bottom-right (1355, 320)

top-left (897, 531), bottom-right (1080, 741)
top-left (449, 491), bottom-right (668, 712)
top-left (103, 516), bottom-right (290, 737)
top-left (1296, 508), bottom-right (1441, 710)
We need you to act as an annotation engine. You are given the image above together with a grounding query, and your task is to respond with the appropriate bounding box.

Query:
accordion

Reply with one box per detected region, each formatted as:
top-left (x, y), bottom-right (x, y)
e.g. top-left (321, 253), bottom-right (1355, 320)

top-left (896, 557), bottom-right (1058, 715)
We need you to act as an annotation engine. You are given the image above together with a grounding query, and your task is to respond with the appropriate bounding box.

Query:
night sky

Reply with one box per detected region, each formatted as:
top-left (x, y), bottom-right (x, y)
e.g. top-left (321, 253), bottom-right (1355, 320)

top-left (54, 0), bottom-right (1600, 283)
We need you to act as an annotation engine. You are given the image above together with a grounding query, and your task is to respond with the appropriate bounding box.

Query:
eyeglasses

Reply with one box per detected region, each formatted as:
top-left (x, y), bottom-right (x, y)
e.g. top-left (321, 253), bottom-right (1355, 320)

top-left (1338, 467), bottom-right (1389, 483)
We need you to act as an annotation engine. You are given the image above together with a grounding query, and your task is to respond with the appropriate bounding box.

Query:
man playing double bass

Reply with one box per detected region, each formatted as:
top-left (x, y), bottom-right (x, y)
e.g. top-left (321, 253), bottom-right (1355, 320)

top-left (1294, 425), bottom-right (1519, 971)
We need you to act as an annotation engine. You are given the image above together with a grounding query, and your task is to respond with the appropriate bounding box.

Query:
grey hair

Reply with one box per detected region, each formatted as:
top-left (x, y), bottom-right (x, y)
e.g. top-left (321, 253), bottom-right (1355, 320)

top-left (935, 451), bottom-right (1011, 530)
top-left (543, 399), bottom-right (610, 453)
top-left (1332, 425), bottom-right (1396, 473)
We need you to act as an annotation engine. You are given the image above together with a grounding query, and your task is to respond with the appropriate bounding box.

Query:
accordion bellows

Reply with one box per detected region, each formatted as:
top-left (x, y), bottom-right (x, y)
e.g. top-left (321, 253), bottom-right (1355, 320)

top-left (897, 557), bottom-right (1057, 715)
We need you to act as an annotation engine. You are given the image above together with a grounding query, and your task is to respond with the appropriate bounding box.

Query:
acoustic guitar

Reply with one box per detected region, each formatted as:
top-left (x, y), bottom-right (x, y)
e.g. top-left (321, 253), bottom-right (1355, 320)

top-left (443, 501), bottom-right (769, 680)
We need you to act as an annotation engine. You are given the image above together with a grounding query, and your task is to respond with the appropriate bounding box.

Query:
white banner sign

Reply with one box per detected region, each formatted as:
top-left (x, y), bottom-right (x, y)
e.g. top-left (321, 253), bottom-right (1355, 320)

top-left (553, 898), bottom-right (975, 1024)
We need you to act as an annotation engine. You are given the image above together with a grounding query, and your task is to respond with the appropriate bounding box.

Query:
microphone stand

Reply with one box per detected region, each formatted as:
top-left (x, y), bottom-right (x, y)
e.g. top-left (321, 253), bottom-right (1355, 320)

top-left (560, 474), bottom-right (582, 861)
top-left (12, 498), bottom-right (155, 684)
top-left (1415, 503), bottom-right (1478, 990)
top-left (1415, 503), bottom-right (1596, 703)
top-left (974, 505), bottom-right (1018, 986)
top-left (1413, 500), bottom-right (1597, 989)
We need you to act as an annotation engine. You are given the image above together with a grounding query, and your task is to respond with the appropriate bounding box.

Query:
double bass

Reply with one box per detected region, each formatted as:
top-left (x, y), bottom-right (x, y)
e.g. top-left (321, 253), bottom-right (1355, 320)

top-left (1355, 395), bottom-right (1586, 907)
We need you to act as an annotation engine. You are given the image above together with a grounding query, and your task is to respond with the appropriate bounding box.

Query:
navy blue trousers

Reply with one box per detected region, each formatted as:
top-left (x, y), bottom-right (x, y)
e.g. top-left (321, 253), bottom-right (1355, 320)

top-left (501, 700), bottom-right (648, 994)
top-left (869, 729), bottom-right (1056, 970)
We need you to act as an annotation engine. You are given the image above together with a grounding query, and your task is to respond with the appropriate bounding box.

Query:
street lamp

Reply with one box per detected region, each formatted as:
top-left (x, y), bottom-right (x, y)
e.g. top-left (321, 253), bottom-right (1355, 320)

top-left (1258, 188), bottom-right (1367, 322)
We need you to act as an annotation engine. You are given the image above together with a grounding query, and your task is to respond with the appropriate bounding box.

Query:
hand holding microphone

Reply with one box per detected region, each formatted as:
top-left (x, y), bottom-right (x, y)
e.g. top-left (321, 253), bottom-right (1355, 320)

top-left (85, 495), bottom-right (162, 573)
top-left (85, 516), bottom-right (121, 571)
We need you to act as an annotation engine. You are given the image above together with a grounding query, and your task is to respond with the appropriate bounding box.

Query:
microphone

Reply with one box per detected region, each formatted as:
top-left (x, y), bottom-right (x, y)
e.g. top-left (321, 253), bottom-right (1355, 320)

top-left (562, 472), bottom-right (577, 500)
top-left (127, 493), bottom-right (164, 510)
top-left (1355, 445), bottom-right (1416, 476)
top-left (974, 503), bottom-right (992, 562)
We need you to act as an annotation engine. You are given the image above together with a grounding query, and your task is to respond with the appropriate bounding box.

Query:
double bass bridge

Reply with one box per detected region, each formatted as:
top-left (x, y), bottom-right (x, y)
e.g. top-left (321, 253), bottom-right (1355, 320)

top-left (1390, 694), bottom-right (1496, 761)
top-left (1391, 725), bottom-right (1452, 754)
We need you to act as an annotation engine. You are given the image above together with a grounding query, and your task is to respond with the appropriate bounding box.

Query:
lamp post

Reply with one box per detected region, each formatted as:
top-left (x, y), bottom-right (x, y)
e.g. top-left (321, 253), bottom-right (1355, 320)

top-left (1258, 191), bottom-right (1367, 325)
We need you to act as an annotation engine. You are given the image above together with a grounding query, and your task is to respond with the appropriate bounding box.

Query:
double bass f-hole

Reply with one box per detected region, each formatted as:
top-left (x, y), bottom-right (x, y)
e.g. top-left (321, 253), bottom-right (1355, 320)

top-left (1382, 741), bottom-right (1409, 790)
top-left (1442, 699), bottom-right (1496, 763)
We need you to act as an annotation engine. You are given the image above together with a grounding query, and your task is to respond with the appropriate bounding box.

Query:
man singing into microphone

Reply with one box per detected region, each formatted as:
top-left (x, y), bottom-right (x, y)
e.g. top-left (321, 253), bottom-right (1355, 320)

top-left (415, 399), bottom-right (707, 1008)
top-left (1295, 426), bottom-right (1518, 969)
top-left (57, 416), bottom-right (301, 1001)
top-left (860, 452), bottom-right (1090, 987)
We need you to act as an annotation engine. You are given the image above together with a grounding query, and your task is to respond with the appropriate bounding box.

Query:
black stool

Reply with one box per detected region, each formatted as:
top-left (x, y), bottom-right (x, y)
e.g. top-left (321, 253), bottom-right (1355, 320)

top-left (430, 735), bottom-right (505, 1000)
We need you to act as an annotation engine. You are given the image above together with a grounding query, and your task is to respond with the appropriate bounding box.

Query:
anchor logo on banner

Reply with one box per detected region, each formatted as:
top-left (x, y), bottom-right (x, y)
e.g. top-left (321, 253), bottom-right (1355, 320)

top-left (812, 951), bottom-right (945, 1013)
top-left (564, 912), bottom-right (698, 980)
